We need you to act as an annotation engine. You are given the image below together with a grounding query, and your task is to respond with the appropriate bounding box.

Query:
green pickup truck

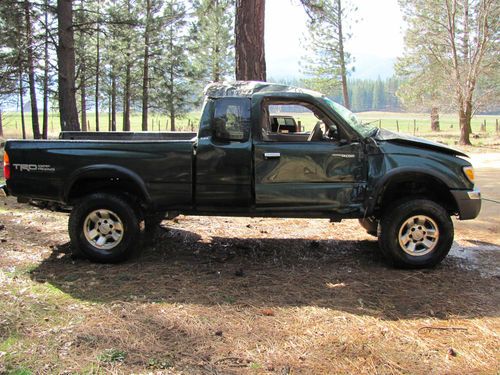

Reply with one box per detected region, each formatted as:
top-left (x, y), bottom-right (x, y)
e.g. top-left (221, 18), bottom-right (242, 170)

top-left (1, 81), bottom-right (481, 268)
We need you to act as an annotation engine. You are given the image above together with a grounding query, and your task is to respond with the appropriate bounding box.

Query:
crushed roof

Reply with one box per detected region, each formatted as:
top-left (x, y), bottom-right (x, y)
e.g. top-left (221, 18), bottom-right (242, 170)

top-left (203, 81), bottom-right (324, 98)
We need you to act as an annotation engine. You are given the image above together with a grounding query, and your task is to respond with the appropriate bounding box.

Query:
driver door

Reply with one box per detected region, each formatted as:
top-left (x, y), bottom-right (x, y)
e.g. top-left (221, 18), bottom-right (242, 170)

top-left (253, 99), bottom-right (365, 214)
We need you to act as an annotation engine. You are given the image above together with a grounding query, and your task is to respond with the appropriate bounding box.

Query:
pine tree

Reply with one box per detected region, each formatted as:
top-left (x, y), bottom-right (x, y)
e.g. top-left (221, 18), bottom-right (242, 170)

top-left (300, 0), bottom-right (356, 109)
top-left (151, 0), bottom-right (194, 131)
top-left (191, 0), bottom-right (234, 83)
top-left (57, 0), bottom-right (80, 131)
top-left (372, 77), bottom-right (385, 110)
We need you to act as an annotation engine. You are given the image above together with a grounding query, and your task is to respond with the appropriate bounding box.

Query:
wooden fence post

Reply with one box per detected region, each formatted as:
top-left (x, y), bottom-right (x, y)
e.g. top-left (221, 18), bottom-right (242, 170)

top-left (396, 120), bottom-right (399, 132)
top-left (496, 119), bottom-right (499, 133)
top-left (480, 119), bottom-right (486, 132)
top-left (379, 119), bottom-right (382, 129)
top-left (413, 119), bottom-right (416, 135)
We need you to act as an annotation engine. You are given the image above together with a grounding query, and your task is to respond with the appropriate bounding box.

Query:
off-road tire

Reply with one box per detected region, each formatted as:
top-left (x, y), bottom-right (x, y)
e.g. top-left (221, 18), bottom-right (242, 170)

top-left (69, 193), bottom-right (140, 263)
top-left (358, 217), bottom-right (379, 237)
top-left (378, 199), bottom-right (453, 268)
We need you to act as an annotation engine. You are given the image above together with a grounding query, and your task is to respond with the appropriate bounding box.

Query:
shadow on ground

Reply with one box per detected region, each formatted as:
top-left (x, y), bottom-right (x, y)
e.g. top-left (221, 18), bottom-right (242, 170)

top-left (30, 225), bottom-right (499, 321)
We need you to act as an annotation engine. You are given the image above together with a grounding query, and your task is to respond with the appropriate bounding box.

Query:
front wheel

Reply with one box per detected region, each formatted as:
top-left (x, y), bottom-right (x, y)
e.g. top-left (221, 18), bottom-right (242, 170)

top-left (378, 199), bottom-right (453, 268)
top-left (69, 193), bottom-right (140, 263)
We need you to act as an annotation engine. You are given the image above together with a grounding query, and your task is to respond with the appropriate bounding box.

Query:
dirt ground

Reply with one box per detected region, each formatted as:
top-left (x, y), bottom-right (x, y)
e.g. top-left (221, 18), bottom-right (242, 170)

top-left (0, 154), bottom-right (499, 374)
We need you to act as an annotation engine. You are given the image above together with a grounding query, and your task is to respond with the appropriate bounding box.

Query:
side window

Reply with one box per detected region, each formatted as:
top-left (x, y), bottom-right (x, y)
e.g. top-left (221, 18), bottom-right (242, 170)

top-left (212, 98), bottom-right (251, 142)
top-left (263, 102), bottom-right (339, 142)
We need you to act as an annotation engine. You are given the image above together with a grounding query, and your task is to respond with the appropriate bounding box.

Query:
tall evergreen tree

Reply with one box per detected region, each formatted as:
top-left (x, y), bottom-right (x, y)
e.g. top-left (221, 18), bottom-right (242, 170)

top-left (300, 0), bottom-right (355, 108)
top-left (234, 0), bottom-right (266, 81)
top-left (57, 0), bottom-right (80, 131)
top-left (372, 77), bottom-right (385, 110)
top-left (191, 0), bottom-right (234, 83)
top-left (152, 0), bottom-right (194, 131)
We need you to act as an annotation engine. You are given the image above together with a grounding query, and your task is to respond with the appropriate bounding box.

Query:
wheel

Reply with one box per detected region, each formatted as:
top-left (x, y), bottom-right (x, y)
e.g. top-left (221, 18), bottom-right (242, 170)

top-left (358, 217), bottom-right (378, 237)
top-left (378, 199), bottom-right (453, 268)
top-left (69, 193), bottom-right (140, 263)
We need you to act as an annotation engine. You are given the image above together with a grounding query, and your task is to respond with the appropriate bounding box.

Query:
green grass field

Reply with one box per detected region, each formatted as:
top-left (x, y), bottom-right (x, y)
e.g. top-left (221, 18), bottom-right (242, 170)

top-left (1, 110), bottom-right (499, 147)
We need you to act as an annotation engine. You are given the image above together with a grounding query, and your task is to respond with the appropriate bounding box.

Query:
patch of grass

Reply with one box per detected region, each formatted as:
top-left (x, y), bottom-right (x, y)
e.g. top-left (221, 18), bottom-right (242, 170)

top-left (97, 349), bottom-right (127, 363)
top-left (147, 357), bottom-right (174, 369)
top-left (5, 368), bottom-right (32, 375)
top-left (222, 295), bottom-right (236, 304)
top-left (249, 362), bottom-right (262, 370)
top-left (0, 335), bottom-right (19, 351)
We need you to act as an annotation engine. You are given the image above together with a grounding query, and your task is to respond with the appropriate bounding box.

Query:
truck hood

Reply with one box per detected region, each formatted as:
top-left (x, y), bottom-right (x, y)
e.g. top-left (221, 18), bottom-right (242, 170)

top-left (374, 129), bottom-right (469, 157)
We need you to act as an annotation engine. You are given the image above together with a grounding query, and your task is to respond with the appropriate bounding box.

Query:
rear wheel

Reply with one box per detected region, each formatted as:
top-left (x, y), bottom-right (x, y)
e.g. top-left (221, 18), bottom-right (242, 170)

top-left (69, 193), bottom-right (140, 263)
top-left (378, 199), bottom-right (453, 268)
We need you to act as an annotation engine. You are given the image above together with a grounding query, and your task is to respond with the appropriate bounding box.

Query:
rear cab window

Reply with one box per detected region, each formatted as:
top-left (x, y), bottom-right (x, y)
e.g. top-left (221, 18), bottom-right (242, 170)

top-left (211, 98), bottom-right (251, 142)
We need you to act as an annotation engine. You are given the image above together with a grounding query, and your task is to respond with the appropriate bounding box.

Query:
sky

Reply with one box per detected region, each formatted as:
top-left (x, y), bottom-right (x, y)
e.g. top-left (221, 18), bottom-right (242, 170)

top-left (265, 0), bottom-right (406, 80)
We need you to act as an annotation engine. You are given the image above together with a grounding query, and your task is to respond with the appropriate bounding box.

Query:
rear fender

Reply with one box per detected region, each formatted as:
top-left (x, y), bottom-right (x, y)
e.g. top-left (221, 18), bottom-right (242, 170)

top-left (63, 164), bottom-right (152, 204)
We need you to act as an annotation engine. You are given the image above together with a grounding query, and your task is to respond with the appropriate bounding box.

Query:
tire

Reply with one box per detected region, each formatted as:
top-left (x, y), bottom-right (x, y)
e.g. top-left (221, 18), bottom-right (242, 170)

top-left (69, 193), bottom-right (140, 263)
top-left (358, 217), bottom-right (379, 237)
top-left (378, 199), bottom-right (453, 268)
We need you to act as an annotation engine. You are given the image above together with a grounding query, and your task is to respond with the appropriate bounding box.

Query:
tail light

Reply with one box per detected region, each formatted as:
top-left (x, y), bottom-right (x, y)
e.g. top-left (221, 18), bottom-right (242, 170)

top-left (3, 151), bottom-right (10, 180)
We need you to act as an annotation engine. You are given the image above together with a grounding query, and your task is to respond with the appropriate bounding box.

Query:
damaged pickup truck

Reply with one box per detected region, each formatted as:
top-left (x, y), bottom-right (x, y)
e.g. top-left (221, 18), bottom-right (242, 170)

top-left (1, 81), bottom-right (481, 268)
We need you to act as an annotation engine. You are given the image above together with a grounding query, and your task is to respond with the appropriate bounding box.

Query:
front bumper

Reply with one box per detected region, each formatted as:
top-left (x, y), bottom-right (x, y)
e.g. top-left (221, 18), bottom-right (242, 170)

top-left (0, 184), bottom-right (8, 197)
top-left (451, 189), bottom-right (481, 220)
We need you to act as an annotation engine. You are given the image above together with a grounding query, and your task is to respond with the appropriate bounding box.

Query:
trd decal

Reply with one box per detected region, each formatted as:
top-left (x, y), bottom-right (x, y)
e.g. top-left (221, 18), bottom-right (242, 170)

top-left (12, 164), bottom-right (56, 172)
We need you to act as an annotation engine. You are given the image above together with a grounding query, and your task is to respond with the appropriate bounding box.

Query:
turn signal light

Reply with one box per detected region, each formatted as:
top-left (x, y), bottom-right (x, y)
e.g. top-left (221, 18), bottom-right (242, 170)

top-left (463, 166), bottom-right (475, 183)
top-left (3, 151), bottom-right (10, 180)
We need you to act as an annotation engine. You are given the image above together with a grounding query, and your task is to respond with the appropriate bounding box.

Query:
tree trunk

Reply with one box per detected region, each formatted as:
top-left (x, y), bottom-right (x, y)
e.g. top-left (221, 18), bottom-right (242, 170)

top-left (108, 93), bottom-right (111, 131)
top-left (24, 0), bottom-right (41, 139)
top-left (212, 0), bottom-right (221, 82)
top-left (79, 0), bottom-right (86, 131)
top-left (336, 0), bottom-right (350, 109)
top-left (80, 74), bottom-right (87, 131)
top-left (57, 0), bottom-right (80, 131)
top-left (0, 109), bottom-right (3, 138)
top-left (168, 20), bottom-right (175, 131)
top-left (141, 0), bottom-right (151, 131)
top-left (122, 0), bottom-right (132, 132)
top-left (235, 0), bottom-right (266, 81)
top-left (430, 107), bottom-right (440, 131)
top-left (170, 108), bottom-right (175, 132)
top-left (19, 71), bottom-right (27, 139)
top-left (123, 64), bottom-right (131, 131)
top-left (95, 0), bottom-right (100, 131)
top-left (42, 0), bottom-right (49, 139)
top-left (458, 101), bottom-right (472, 146)
top-left (111, 75), bottom-right (116, 131)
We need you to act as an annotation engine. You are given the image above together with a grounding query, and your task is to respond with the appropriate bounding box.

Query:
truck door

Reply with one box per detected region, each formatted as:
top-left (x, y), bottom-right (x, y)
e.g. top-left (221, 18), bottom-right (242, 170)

top-left (253, 98), bottom-right (365, 214)
top-left (195, 97), bottom-right (253, 210)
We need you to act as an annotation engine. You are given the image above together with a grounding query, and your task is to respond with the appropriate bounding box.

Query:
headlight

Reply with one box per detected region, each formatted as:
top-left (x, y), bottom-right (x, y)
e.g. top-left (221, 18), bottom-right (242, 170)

top-left (463, 166), bottom-right (475, 183)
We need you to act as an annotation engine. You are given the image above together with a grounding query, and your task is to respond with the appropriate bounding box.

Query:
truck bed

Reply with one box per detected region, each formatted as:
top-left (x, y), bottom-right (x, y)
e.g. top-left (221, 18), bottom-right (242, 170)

top-left (5, 137), bottom-right (195, 208)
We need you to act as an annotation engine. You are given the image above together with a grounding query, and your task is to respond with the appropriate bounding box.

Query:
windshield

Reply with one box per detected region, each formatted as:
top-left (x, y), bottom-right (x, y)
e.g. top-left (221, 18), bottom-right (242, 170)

top-left (324, 98), bottom-right (377, 137)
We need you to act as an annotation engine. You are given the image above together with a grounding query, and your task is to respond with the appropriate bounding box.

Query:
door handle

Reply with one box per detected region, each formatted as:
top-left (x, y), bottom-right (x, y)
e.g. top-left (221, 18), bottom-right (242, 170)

top-left (264, 152), bottom-right (281, 159)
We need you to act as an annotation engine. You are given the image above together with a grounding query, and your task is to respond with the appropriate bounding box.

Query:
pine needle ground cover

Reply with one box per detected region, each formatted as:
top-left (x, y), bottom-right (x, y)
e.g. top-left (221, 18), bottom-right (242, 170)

top-left (0, 151), bottom-right (499, 374)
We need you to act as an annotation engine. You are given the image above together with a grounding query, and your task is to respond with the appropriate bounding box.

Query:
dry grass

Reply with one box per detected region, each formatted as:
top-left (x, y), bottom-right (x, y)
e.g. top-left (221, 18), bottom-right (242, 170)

top-left (0, 195), bottom-right (499, 374)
